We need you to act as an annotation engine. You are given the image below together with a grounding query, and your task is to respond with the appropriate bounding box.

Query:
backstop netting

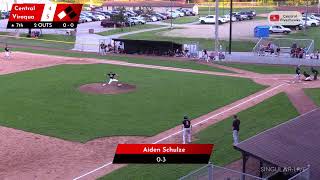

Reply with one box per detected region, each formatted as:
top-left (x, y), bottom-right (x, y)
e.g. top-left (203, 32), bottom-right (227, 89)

top-left (253, 38), bottom-right (315, 57)
top-left (178, 163), bottom-right (267, 180)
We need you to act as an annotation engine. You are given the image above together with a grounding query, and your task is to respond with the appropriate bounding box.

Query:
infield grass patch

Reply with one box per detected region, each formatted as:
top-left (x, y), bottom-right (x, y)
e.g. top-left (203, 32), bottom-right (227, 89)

top-left (100, 93), bottom-right (298, 180)
top-left (217, 62), bottom-right (309, 74)
top-left (0, 64), bottom-right (263, 142)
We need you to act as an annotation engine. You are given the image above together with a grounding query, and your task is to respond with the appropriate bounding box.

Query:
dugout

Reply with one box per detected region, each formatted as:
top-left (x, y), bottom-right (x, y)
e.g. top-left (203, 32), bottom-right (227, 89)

top-left (112, 38), bottom-right (183, 56)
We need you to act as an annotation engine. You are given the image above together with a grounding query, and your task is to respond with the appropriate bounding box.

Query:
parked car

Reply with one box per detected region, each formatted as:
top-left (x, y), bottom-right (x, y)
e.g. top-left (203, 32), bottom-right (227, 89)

top-left (128, 17), bottom-right (146, 25)
top-left (78, 17), bottom-right (86, 23)
top-left (160, 12), bottom-right (171, 19)
top-left (175, 10), bottom-right (185, 17)
top-left (1, 11), bottom-right (10, 19)
top-left (154, 13), bottom-right (167, 20)
top-left (138, 15), bottom-right (157, 22)
top-left (219, 16), bottom-right (229, 23)
top-left (199, 15), bottom-right (224, 24)
top-left (223, 14), bottom-right (237, 22)
top-left (302, 17), bottom-right (320, 27)
top-left (305, 14), bottom-right (320, 22)
top-left (166, 10), bottom-right (179, 18)
top-left (101, 20), bottom-right (124, 28)
top-left (232, 12), bottom-right (247, 21)
top-left (80, 15), bottom-right (92, 22)
top-left (87, 15), bottom-right (99, 21)
top-left (239, 11), bottom-right (252, 20)
top-left (269, 25), bottom-right (291, 34)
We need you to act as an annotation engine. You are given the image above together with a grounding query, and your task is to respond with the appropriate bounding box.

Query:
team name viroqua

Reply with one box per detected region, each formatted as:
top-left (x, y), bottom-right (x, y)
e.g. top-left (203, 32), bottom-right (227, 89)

top-left (143, 146), bottom-right (186, 153)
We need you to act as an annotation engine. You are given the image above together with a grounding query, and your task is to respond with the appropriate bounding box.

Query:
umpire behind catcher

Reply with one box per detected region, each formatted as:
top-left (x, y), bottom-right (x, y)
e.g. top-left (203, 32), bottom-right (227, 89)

top-left (182, 115), bottom-right (192, 144)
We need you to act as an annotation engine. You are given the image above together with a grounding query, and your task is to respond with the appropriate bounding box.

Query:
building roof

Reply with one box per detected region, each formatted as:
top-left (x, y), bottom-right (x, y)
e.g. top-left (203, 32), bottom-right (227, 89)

top-left (103, 1), bottom-right (196, 8)
top-left (235, 108), bottom-right (320, 180)
top-left (112, 38), bottom-right (182, 46)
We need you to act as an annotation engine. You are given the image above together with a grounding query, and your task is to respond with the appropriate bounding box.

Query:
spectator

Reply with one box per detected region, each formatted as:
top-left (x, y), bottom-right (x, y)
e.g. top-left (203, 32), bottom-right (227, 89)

top-left (99, 42), bottom-right (106, 55)
top-left (276, 47), bottom-right (281, 56)
top-left (232, 115), bottom-right (240, 145)
top-left (201, 49), bottom-right (209, 62)
top-left (311, 50), bottom-right (319, 59)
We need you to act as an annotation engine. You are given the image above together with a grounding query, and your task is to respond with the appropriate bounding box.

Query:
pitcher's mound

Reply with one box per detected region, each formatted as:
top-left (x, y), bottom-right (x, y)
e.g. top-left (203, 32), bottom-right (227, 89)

top-left (78, 83), bottom-right (136, 95)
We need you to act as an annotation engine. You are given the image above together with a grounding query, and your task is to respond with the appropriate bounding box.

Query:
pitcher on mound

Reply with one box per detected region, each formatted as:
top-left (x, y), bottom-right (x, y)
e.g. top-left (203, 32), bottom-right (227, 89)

top-left (103, 72), bottom-right (118, 86)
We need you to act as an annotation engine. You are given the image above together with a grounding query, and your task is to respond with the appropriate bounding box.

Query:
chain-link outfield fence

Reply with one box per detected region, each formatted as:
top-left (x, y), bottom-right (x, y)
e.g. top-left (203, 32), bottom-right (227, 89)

top-left (288, 165), bottom-right (311, 180)
top-left (179, 163), bottom-right (266, 180)
top-left (253, 38), bottom-right (315, 57)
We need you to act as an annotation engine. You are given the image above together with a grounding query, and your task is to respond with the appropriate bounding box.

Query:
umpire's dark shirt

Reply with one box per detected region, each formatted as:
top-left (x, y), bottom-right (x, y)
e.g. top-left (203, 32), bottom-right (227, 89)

top-left (233, 119), bottom-right (240, 131)
top-left (182, 120), bottom-right (191, 128)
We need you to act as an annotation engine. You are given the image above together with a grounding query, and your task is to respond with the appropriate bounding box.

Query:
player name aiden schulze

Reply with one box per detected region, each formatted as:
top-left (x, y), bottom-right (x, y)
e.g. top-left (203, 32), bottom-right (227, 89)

top-left (143, 146), bottom-right (186, 153)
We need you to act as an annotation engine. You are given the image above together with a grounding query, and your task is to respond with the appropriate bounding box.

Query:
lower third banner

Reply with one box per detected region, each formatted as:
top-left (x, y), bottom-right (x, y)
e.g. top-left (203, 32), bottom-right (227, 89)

top-left (112, 144), bottom-right (214, 164)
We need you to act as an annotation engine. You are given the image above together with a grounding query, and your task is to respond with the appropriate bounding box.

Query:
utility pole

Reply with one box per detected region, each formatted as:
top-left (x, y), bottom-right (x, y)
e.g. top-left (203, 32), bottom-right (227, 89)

top-left (214, 0), bottom-right (219, 60)
top-left (229, 0), bottom-right (233, 54)
top-left (170, 0), bottom-right (173, 29)
top-left (304, 0), bottom-right (309, 33)
top-left (318, 0), bottom-right (320, 14)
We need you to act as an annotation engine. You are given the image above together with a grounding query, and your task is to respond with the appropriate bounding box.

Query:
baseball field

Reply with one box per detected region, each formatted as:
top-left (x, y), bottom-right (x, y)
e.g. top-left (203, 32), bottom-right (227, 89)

top-left (0, 50), bottom-right (319, 179)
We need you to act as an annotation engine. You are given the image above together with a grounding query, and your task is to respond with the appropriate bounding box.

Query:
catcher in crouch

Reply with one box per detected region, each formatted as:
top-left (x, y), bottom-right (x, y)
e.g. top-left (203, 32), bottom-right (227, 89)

top-left (103, 72), bottom-right (119, 86)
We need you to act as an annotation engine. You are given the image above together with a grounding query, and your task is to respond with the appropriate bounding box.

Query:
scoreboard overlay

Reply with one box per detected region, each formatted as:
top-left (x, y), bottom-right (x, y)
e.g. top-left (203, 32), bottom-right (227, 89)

top-left (7, 4), bottom-right (82, 29)
top-left (113, 144), bottom-right (214, 164)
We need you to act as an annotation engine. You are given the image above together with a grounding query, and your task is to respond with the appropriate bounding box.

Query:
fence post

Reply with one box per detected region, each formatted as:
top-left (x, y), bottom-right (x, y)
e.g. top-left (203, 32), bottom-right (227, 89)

top-left (208, 163), bottom-right (213, 180)
top-left (306, 164), bottom-right (311, 180)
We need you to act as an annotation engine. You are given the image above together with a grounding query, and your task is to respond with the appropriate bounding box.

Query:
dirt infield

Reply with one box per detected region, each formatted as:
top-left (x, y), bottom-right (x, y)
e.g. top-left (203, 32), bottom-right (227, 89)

top-left (78, 83), bottom-right (136, 95)
top-left (0, 51), bottom-right (319, 180)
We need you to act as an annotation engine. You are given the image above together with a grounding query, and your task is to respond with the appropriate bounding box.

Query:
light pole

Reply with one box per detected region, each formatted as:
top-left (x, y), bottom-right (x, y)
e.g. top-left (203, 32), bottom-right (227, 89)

top-left (214, 0), bottom-right (219, 60)
top-left (304, 0), bottom-right (309, 33)
top-left (318, 0), bottom-right (320, 14)
top-left (229, 0), bottom-right (233, 54)
top-left (170, 0), bottom-right (173, 29)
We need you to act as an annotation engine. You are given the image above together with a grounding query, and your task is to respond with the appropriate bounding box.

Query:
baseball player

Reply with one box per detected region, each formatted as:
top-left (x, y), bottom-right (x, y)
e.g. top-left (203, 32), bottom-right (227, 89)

top-left (294, 65), bottom-right (301, 82)
top-left (182, 115), bottom-right (192, 144)
top-left (4, 46), bottom-right (11, 60)
top-left (102, 72), bottom-right (118, 86)
top-left (311, 67), bottom-right (319, 80)
top-left (303, 71), bottom-right (312, 81)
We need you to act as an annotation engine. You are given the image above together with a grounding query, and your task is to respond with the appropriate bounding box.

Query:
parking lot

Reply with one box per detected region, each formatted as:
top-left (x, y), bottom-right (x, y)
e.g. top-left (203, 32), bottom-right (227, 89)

top-left (162, 19), bottom-right (269, 40)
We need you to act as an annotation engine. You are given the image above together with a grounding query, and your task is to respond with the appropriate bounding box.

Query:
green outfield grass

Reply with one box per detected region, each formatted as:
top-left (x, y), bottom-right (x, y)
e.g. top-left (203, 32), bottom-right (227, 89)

top-left (0, 64), bottom-right (264, 142)
top-left (9, 48), bottom-right (231, 73)
top-left (305, 88), bottom-right (320, 106)
top-left (100, 93), bottom-right (298, 180)
top-left (218, 63), bottom-right (301, 74)
top-left (163, 16), bottom-right (199, 24)
top-left (97, 24), bottom-right (165, 36)
top-left (1, 33), bottom-right (75, 50)
top-left (121, 28), bottom-right (255, 52)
